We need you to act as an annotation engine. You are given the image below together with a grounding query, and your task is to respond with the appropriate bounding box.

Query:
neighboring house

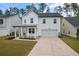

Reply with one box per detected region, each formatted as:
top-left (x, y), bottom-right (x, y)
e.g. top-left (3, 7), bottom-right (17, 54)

top-left (13, 10), bottom-right (62, 38)
top-left (0, 15), bottom-right (21, 36)
top-left (62, 17), bottom-right (79, 38)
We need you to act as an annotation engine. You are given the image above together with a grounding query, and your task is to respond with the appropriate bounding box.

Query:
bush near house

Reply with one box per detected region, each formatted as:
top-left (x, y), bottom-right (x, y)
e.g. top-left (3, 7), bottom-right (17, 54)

top-left (6, 36), bottom-right (15, 40)
top-left (0, 35), bottom-right (15, 40)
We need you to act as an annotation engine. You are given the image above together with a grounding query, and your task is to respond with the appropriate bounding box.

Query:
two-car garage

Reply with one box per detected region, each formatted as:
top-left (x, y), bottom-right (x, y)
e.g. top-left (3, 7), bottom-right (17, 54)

top-left (42, 29), bottom-right (58, 37)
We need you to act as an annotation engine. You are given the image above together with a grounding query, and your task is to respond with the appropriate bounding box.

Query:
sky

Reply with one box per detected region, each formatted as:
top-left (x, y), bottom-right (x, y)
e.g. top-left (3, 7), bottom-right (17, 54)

top-left (0, 3), bottom-right (76, 16)
top-left (0, 3), bottom-right (57, 12)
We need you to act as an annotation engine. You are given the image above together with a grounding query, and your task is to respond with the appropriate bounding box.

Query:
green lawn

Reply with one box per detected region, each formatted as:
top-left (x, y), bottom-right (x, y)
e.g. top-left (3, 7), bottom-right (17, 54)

top-left (61, 35), bottom-right (79, 53)
top-left (0, 38), bottom-right (37, 56)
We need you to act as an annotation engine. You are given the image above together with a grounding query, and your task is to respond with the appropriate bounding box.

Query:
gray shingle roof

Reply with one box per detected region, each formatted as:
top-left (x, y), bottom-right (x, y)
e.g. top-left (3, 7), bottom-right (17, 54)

top-left (0, 14), bottom-right (17, 18)
top-left (23, 9), bottom-right (62, 17)
top-left (38, 13), bottom-right (62, 17)
top-left (65, 17), bottom-right (79, 27)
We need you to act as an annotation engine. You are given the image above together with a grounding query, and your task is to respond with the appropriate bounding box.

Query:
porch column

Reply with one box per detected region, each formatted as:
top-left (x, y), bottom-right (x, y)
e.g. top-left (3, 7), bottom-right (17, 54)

top-left (19, 28), bottom-right (20, 38)
top-left (15, 28), bottom-right (16, 38)
top-left (35, 27), bottom-right (37, 39)
top-left (21, 27), bottom-right (23, 37)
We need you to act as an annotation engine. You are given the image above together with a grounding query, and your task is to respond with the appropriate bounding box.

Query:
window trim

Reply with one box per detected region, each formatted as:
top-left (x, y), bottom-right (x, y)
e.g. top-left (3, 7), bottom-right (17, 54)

top-left (30, 18), bottom-right (33, 23)
top-left (68, 31), bottom-right (70, 34)
top-left (43, 19), bottom-right (46, 24)
top-left (29, 28), bottom-right (31, 34)
top-left (32, 28), bottom-right (35, 33)
top-left (0, 19), bottom-right (3, 24)
top-left (53, 19), bottom-right (57, 24)
top-left (63, 23), bottom-right (64, 26)
top-left (24, 19), bottom-right (26, 23)
top-left (29, 28), bottom-right (35, 34)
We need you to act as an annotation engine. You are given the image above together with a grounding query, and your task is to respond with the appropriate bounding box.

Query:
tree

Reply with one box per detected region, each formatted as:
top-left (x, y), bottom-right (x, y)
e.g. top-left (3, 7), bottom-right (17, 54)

top-left (9, 7), bottom-right (19, 15)
top-left (71, 3), bottom-right (78, 16)
top-left (46, 7), bottom-right (50, 13)
top-left (26, 4), bottom-right (38, 12)
top-left (55, 6), bottom-right (63, 14)
top-left (38, 3), bottom-right (47, 13)
top-left (55, 3), bottom-right (79, 17)
top-left (63, 3), bottom-right (71, 16)
top-left (5, 9), bottom-right (10, 16)
top-left (0, 9), bottom-right (3, 15)
top-left (76, 7), bottom-right (79, 16)
top-left (14, 7), bottom-right (19, 14)
top-left (26, 5), bottom-right (31, 10)
top-left (30, 4), bottom-right (38, 12)
top-left (20, 8), bottom-right (25, 15)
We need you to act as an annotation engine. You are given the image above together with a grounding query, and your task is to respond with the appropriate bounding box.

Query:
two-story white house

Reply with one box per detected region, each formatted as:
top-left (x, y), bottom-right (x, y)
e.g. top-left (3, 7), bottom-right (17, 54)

top-left (13, 10), bottom-right (62, 39)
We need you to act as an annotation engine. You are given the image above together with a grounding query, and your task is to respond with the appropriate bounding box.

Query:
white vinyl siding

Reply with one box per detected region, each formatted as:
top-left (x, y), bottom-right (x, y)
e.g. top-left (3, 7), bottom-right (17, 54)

top-left (42, 29), bottom-right (58, 37)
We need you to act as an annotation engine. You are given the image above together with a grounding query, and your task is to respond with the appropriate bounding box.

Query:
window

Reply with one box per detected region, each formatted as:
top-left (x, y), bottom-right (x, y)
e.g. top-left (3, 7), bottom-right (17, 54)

top-left (23, 33), bottom-right (26, 36)
top-left (68, 31), bottom-right (70, 34)
top-left (29, 28), bottom-right (35, 34)
top-left (53, 19), bottom-right (57, 24)
top-left (29, 28), bottom-right (31, 33)
top-left (32, 28), bottom-right (35, 33)
top-left (63, 23), bottom-right (64, 26)
top-left (30, 18), bottom-right (33, 23)
top-left (43, 19), bottom-right (46, 24)
top-left (63, 30), bottom-right (65, 33)
top-left (10, 32), bottom-right (15, 36)
top-left (24, 19), bottom-right (26, 23)
top-left (0, 19), bottom-right (3, 24)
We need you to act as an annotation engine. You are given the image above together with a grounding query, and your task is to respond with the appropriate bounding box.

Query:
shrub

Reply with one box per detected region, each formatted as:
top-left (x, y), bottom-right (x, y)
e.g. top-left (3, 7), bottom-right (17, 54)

top-left (6, 36), bottom-right (15, 40)
top-left (0, 35), bottom-right (15, 40)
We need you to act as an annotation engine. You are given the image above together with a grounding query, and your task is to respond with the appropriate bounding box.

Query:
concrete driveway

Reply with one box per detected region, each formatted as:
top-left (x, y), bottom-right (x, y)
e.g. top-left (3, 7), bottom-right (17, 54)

top-left (28, 37), bottom-right (78, 56)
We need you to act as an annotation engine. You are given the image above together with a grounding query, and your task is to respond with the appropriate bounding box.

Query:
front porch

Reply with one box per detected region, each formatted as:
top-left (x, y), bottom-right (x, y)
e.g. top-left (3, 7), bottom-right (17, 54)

top-left (13, 25), bottom-right (37, 39)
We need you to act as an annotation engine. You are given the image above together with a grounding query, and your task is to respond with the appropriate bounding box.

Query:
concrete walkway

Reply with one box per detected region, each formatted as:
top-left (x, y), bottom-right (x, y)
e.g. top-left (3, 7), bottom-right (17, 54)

top-left (28, 37), bottom-right (78, 56)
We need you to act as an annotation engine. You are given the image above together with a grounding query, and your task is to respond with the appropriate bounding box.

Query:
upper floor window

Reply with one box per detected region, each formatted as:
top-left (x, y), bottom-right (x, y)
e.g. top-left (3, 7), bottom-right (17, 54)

top-left (63, 23), bottom-right (64, 26)
top-left (24, 19), bottom-right (26, 23)
top-left (68, 31), bottom-right (70, 34)
top-left (43, 19), bottom-right (46, 24)
top-left (53, 19), bottom-right (57, 24)
top-left (0, 19), bottom-right (3, 24)
top-left (30, 18), bottom-right (33, 23)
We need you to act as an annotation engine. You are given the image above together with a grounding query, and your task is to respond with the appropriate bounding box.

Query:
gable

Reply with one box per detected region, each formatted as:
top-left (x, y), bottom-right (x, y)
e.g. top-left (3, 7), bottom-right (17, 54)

top-left (22, 10), bottom-right (38, 24)
top-left (23, 10), bottom-right (38, 18)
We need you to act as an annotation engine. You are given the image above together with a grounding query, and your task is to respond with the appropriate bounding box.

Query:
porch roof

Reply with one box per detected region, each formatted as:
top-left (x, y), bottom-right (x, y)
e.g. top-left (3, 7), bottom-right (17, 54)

top-left (13, 24), bottom-right (37, 27)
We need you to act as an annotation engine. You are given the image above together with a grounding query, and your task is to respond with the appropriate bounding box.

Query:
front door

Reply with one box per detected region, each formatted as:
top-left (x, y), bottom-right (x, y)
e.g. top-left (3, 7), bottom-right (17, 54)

top-left (28, 27), bottom-right (35, 38)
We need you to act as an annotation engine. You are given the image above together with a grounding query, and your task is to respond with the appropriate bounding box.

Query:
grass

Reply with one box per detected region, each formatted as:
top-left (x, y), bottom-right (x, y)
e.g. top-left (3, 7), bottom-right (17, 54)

top-left (0, 37), bottom-right (37, 56)
top-left (61, 35), bottom-right (79, 53)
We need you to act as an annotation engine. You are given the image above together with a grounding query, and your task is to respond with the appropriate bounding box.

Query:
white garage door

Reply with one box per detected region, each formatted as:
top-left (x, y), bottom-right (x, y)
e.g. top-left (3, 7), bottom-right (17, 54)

top-left (42, 29), bottom-right (58, 37)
